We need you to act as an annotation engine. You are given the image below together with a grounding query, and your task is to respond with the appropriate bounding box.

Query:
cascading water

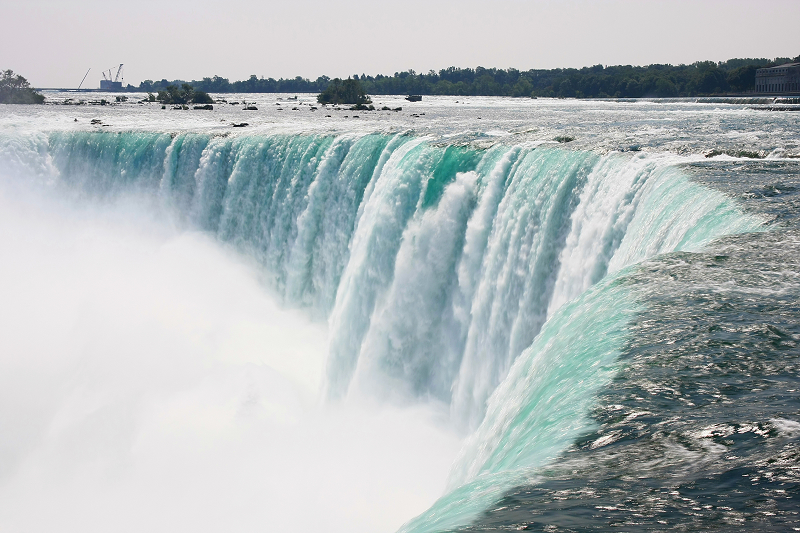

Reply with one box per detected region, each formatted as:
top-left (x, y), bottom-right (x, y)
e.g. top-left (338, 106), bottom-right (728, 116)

top-left (0, 128), bottom-right (764, 532)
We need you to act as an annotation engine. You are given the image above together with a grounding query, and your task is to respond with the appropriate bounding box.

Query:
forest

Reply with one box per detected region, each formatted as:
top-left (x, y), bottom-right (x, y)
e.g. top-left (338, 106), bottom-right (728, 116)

top-left (136, 56), bottom-right (799, 98)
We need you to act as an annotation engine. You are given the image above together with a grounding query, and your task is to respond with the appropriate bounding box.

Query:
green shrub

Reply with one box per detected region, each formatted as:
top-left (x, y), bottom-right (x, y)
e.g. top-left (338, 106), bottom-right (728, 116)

top-left (0, 70), bottom-right (44, 104)
top-left (317, 78), bottom-right (371, 105)
top-left (157, 83), bottom-right (214, 105)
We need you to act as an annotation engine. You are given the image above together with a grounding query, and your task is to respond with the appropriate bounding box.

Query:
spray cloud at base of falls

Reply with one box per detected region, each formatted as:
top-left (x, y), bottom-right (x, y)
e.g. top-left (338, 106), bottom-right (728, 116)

top-left (0, 129), bottom-right (764, 532)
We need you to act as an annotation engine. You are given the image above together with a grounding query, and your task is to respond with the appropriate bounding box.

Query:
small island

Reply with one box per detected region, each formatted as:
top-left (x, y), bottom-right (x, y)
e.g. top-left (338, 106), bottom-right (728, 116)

top-left (157, 83), bottom-right (214, 105)
top-left (317, 78), bottom-right (371, 105)
top-left (0, 70), bottom-right (45, 104)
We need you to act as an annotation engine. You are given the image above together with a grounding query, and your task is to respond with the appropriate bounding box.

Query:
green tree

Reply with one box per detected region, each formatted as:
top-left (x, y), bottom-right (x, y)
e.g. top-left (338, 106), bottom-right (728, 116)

top-left (0, 70), bottom-right (45, 104)
top-left (727, 65), bottom-right (758, 92)
top-left (317, 78), bottom-right (371, 105)
top-left (157, 83), bottom-right (213, 104)
top-left (654, 78), bottom-right (677, 97)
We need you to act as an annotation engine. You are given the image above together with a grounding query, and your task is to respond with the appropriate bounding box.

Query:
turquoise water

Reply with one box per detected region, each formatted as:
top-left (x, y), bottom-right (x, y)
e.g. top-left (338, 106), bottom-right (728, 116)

top-left (0, 97), bottom-right (790, 532)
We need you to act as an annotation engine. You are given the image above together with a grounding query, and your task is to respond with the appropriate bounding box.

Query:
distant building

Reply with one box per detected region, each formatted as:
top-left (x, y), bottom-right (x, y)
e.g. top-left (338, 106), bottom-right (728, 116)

top-left (100, 80), bottom-right (123, 90)
top-left (755, 63), bottom-right (800, 94)
top-left (100, 64), bottom-right (124, 91)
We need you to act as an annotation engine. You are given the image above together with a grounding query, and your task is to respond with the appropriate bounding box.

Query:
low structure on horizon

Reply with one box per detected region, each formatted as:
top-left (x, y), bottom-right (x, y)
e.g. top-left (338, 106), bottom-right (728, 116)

top-left (100, 64), bottom-right (124, 91)
top-left (755, 63), bottom-right (800, 94)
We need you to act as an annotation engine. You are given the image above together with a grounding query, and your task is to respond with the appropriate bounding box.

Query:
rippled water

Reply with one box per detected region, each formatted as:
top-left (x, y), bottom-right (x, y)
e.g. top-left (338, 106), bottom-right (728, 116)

top-left (0, 95), bottom-right (798, 532)
top-left (465, 162), bottom-right (800, 532)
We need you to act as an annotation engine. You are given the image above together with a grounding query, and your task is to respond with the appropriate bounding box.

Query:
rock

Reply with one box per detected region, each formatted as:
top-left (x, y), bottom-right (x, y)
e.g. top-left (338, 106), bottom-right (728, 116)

top-left (193, 104), bottom-right (213, 110)
top-left (406, 95), bottom-right (422, 102)
top-left (244, 106), bottom-right (258, 110)
top-left (232, 122), bottom-right (249, 127)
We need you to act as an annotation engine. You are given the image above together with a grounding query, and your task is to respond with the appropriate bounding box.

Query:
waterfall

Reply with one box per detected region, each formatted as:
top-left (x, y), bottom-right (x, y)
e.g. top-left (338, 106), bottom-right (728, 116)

top-left (0, 130), bottom-right (764, 531)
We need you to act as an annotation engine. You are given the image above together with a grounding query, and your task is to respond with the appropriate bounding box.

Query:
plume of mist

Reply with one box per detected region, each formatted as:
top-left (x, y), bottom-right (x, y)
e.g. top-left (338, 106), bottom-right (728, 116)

top-left (0, 178), bottom-right (460, 533)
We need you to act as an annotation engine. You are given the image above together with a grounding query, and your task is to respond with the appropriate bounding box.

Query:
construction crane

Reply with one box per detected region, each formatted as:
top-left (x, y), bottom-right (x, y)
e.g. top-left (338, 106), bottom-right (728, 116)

top-left (100, 64), bottom-right (124, 90)
top-left (78, 68), bottom-right (91, 90)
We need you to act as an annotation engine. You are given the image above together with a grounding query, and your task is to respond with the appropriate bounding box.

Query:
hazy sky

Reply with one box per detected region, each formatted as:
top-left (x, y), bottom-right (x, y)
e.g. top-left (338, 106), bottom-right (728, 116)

top-left (2, 0), bottom-right (798, 88)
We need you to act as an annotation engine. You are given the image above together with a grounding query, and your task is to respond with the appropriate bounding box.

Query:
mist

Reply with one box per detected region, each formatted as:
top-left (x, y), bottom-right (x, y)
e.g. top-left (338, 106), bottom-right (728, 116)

top-left (0, 178), bottom-right (461, 533)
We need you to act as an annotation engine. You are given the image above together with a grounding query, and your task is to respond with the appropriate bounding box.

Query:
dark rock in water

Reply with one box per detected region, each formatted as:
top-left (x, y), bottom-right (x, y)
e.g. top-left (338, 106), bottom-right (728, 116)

top-left (393, 107), bottom-right (402, 112)
top-left (193, 104), bottom-right (213, 110)
top-left (232, 123), bottom-right (249, 128)
top-left (90, 119), bottom-right (102, 124)
top-left (555, 135), bottom-right (575, 143)
top-left (705, 148), bottom-right (764, 159)
top-left (310, 107), bottom-right (317, 111)
top-left (161, 105), bottom-right (166, 109)
top-left (406, 95), bottom-right (422, 102)
top-left (244, 106), bottom-right (258, 110)
top-left (751, 105), bottom-right (800, 111)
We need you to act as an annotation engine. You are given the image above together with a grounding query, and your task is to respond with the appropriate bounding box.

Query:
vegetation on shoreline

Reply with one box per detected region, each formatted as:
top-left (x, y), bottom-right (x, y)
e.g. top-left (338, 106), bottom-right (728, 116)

top-left (156, 83), bottom-right (213, 105)
top-left (316, 78), bottom-right (371, 105)
top-left (0, 70), bottom-right (45, 104)
top-left (136, 55), bottom-right (800, 98)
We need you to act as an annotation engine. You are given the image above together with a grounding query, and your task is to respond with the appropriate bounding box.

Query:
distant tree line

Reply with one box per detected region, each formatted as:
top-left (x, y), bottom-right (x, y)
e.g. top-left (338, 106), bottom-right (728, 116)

top-left (138, 75), bottom-right (331, 94)
top-left (137, 55), bottom-right (800, 98)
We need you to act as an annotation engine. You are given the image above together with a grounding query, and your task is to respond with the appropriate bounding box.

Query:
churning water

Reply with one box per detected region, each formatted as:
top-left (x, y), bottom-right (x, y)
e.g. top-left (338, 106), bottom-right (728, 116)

top-left (0, 95), bottom-right (798, 532)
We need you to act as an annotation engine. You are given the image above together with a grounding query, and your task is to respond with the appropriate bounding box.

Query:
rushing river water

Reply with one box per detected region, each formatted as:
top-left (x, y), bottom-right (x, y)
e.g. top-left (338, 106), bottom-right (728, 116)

top-left (0, 94), bottom-right (798, 532)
